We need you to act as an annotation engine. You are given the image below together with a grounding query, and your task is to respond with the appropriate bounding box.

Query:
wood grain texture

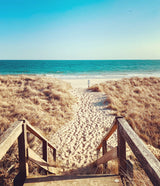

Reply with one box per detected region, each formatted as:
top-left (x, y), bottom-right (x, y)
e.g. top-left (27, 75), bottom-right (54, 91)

top-left (96, 147), bottom-right (117, 165)
top-left (26, 121), bottom-right (56, 151)
top-left (117, 123), bottom-right (127, 176)
top-left (0, 120), bottom-right (23, 160)
top-left (28, 148), bottom-right (56, 174)
top-left (16, 123), bottom-right (29, 185)
top-left (117, 117), bottom-right (160, 186)
top-left (24, 174), bottom-right (123, 186)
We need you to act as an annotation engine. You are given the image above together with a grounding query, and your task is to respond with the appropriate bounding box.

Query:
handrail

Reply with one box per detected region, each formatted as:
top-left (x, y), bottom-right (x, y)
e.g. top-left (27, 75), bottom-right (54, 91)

top-left (96, 147), bottom-right (117, 166)
top-left (97, 118), bottom-right (117, 150)
top-left (28, 148), bottom-right (56, 174)
top-left (0, 120), bottom-right (23, 160)
top-left (26, 121), bottom-right (56, 162)
top-left (26, 121), bottom-right (56, 151)
top-left (1, 117), bottom-right (160, 185)
top-left (117, 117), bottom-right (160, 186)
top-left (96, 116), bottom-right (160, 186)
top-left (0, 120), bottom-right (57, 186)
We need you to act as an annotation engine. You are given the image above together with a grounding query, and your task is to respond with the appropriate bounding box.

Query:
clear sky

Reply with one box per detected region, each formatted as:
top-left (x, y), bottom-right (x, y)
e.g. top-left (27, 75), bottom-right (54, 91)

top-left (0, 0), bottom-right (160, 60)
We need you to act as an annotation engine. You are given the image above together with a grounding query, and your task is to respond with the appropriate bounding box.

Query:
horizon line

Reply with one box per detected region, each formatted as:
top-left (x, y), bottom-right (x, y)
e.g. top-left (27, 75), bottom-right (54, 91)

top-left (0, 59), bottom-right (160, 61)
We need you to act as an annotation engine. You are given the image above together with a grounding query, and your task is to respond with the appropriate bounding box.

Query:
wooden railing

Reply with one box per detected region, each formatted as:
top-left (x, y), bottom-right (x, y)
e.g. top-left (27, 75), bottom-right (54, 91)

top-left (0, 120), bottom-right (57, 186)
top-left (1, 117), bottom-right (160, 185)
top-left (95, 117), bottom-right (160, 186)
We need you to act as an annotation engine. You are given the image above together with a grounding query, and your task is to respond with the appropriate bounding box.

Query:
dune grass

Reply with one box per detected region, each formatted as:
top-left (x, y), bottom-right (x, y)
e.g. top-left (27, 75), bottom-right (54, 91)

top-left (0, 75), bottom-right (75, 185)
top-left (89, 77), bottom-right (160, 185)
top-left (0, 75), bottom-right (75, 136)
top-left (89, 77), bottom-right (160, 151)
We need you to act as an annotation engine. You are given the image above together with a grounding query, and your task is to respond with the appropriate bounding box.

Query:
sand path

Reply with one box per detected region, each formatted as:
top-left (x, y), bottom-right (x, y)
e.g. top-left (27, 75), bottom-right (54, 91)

top-left (49, 88), bottom-right (117, 171)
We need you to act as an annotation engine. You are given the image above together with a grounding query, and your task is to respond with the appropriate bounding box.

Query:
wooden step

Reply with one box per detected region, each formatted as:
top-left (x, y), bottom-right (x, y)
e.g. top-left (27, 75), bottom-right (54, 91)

top-left (24, 174), bottom-right (122, 186)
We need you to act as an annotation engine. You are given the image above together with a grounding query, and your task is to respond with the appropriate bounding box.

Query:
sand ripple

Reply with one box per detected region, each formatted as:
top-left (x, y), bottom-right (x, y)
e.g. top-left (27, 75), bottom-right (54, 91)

top-left (49, 88), bottom-right (117, 171)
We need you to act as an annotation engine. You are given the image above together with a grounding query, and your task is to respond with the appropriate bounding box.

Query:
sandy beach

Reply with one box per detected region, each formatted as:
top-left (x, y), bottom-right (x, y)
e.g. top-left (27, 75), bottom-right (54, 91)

top-left (63, 78), bottom-right (119, 88)
top-left (49, 78), bottom-right (117, 172)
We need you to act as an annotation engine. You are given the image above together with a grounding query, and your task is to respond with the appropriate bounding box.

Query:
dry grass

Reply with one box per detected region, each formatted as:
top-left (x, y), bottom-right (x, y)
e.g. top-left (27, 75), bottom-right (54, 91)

top-left (0, 75), bottom-right (75, 136)
top-left (89, 77), bottom-right (160, 186)
top-left (0, 75), bottom-right (75, 185)
top-left (89, 77), bottom-right (160, 150)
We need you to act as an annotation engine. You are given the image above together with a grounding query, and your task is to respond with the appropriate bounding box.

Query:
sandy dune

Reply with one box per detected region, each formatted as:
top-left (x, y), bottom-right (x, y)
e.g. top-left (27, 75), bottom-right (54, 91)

top-left (49, 87), bottom-right (117, 171)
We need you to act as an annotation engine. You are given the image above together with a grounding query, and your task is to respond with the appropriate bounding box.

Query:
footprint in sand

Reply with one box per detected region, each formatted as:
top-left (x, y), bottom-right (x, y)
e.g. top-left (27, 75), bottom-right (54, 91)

top-left (49, 88), bottom-right (117, 171)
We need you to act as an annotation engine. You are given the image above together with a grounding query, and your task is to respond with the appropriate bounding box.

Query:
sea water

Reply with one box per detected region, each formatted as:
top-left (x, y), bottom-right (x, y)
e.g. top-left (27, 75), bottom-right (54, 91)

top-left (0, 60), bottom-right (160, 79)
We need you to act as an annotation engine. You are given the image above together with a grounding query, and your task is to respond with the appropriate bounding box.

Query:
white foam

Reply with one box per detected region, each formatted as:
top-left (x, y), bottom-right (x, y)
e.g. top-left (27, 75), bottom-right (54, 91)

top-left (45, 72), bottom-right (160, 80)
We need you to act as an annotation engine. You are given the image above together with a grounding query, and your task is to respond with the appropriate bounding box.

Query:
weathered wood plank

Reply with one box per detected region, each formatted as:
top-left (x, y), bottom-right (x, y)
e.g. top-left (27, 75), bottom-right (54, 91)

top-left (15, 123), bottom-right (29, 185)
top-left (18, 123), bottom-right (29, 176)
top-left (102, 140), bottom-right (107, 155)
top-left (26, 121), bottom-right (56, 151)
top-left (43, 140), bottom-right (48, 162)
top-left (28, 148), bottom-right (56, 174)
top-left (96, 147), bottom-right (117, 165)
top-left (102, 140), bottom-right (107, 172)
top-left (42, 140), bottom-right (48, 175)
top-left (0, 120), bottom-right (23, 160)
top-left (24, 175), bottom-right (123, 186)
top-left (117, 123), bottom-right (127, 176)
top-left (97, 118), bottom-right (117, 150)
top-left (117, 117), bottom-right (160, 186)
top-left (53, 148), bottom-right (56, 162)
top-left (126, 160), bottom-right (133, 184)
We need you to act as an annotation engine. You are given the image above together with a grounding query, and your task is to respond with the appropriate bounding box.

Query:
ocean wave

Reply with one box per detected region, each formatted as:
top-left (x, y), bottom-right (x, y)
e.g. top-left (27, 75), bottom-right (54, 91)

top-left (44, 72), bottom-right (160, 79)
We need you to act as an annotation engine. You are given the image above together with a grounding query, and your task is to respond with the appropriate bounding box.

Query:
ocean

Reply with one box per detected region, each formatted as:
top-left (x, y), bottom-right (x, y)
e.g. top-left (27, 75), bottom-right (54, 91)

top-left (0, 60), bottom-right (160, 79)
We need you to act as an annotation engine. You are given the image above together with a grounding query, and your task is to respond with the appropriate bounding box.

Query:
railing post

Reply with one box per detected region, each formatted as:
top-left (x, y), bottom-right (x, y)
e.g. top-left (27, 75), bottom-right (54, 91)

top-left (53, 148), bottom-right (56, 162)
top-left (102, 140), bottom-right (107, 173)
top-left (97, 149), bottom-right (100, 160)
top-left (117, 118), bottom-right (127, 177)
top-left (126, 160), bottom-right (133, 185)
top-left (42, 140), bottom-right (48, 174)
top-left (43, 140), bottom-right (48, 162)
top-left (14, 121), bottom-right (28, 186)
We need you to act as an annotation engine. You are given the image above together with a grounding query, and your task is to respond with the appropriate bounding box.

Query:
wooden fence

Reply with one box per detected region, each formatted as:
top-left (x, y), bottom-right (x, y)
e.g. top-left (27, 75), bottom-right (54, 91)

top-left (0, 120), bottom-right (57, 186)
top-left (95, 117), bottom-right (160, 186)
top-left (0, 117), bottom-right (160, 185)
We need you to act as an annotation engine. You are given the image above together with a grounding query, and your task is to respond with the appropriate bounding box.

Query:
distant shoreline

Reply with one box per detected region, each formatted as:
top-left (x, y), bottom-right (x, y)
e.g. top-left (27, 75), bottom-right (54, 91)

top-left (1, 72), bottom-right (160, 79)
top-left (46, 72), bottom-right (160, 80)
top-left (1, 73), bottom-right (160, 88)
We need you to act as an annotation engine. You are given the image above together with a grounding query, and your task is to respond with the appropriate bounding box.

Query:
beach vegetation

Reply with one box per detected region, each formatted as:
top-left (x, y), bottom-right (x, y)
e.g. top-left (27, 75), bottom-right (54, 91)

top-left (89, 77), bottom-right (160, 185)
top-left (0, 75), bottom-right (75, 184)
top-left (0, 75), bottom-right (75, 135)
top-left (89, 77), bottom-right (160, 151)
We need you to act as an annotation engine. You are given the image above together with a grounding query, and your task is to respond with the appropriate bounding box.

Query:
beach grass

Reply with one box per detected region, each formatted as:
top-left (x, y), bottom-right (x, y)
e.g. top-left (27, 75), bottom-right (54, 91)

top-left (0, 75), bottom-right (75, 185)
top-left (0, 75), bottom-right (75, 136)
top-left (0, 75), bottom-right (160, 185)
top-left (89, 77), bottom-right (160, 185)
top-left (89, 77), bottom-right (160, 154)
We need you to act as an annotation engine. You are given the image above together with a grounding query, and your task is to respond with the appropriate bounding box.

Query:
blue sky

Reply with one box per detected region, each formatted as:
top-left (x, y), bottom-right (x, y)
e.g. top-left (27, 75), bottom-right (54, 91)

top-left (0, 0), bottom-right (160, 59)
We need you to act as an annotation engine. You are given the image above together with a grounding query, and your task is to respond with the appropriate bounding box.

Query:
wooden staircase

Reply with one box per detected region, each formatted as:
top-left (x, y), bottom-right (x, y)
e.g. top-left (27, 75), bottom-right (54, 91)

top-left (24, 174), bottom-right (122, 186)
top-left (0, 117), bottom-right (160, 185)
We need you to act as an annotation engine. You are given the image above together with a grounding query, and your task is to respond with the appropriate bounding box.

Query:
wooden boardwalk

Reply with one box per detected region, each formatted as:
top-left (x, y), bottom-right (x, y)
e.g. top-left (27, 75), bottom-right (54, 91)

top-left (0, 118), bottom-right (160, 185)
top-left (24, 175), bottom-right (122, 186)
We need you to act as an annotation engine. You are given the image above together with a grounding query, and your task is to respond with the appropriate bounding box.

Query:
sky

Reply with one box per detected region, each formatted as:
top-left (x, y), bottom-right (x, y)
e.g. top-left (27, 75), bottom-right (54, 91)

top-left (0, 0), bottom-right (160, 60)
